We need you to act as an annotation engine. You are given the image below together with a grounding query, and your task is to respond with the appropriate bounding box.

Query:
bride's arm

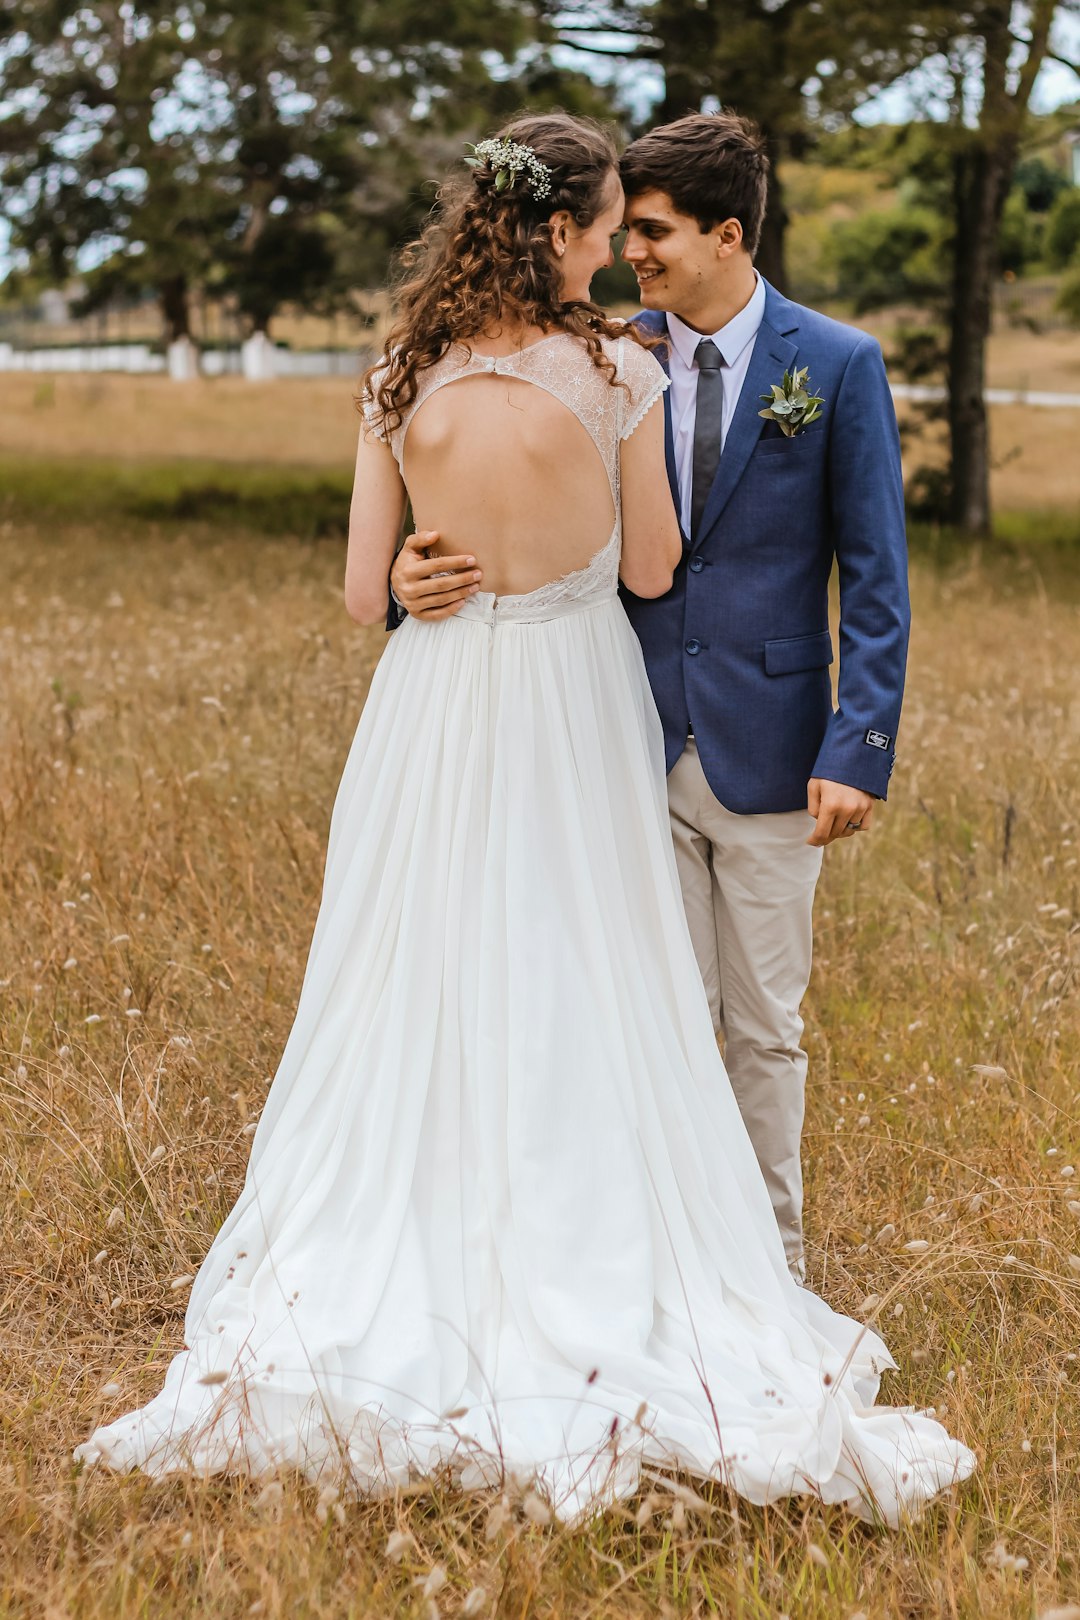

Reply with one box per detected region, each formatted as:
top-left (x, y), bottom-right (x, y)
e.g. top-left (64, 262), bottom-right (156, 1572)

top-left (618, 398), bottom-right (681, 599)
top-left (344, 427), bottom-right (408, 625)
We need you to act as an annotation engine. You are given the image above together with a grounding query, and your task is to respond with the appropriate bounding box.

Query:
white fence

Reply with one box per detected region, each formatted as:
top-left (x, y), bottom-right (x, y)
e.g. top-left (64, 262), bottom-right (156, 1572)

top-left (0, 333), bottom-right (366, 380)
top-left (2, 338), bottom-right (1079, 408)
top-left (0, 341), bottom-right (165, 373)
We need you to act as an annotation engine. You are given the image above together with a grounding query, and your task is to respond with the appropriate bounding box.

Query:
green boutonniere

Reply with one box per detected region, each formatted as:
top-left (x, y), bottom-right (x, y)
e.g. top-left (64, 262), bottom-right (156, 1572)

top-left (758, 365), bottom-right (825, 437)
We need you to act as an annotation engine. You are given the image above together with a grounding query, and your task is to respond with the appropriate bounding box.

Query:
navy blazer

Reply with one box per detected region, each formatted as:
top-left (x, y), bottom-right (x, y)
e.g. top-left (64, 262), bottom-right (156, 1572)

top-left (620, 281), bottom-right (910, 814)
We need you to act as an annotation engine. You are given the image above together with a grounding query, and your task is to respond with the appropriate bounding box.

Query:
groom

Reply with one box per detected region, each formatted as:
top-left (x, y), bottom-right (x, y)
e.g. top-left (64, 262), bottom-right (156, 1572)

top-left (388, 112), bottom-right (910, 1283)
top-left (616, 112), bottom-right (909, 1281)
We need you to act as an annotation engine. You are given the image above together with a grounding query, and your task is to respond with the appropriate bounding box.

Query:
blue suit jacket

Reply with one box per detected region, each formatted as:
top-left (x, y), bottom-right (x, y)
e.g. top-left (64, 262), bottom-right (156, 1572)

top-left (619, 282), bottom-right (910, 814)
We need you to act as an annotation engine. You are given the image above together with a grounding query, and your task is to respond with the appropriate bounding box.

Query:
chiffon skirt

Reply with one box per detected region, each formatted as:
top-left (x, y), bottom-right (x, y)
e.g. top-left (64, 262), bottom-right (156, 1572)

top-left (74, 591), bottom-right (975, 1524)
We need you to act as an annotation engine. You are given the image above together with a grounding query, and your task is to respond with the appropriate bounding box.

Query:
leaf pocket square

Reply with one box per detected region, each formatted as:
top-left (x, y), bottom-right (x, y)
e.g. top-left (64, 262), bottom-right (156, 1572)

top-left (759, 366), bottom-right (824, 437)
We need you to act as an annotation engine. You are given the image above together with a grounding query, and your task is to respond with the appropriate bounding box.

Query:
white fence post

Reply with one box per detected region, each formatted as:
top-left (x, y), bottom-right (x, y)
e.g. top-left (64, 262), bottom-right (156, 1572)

top-left (167, 336), bottom-right (200, 380)
top-left (240, 331), bottom-right (277, 381)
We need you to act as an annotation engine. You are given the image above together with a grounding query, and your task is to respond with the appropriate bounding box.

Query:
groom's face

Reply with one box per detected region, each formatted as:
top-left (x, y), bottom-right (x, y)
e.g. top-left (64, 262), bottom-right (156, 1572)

top-left (621, 189), bottom-right (726, 319)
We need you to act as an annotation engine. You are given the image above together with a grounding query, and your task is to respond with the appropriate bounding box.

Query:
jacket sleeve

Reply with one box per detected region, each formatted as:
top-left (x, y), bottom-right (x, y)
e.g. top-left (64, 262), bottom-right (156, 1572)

top-left (385, 567), bottom-right (407, 633)
top-left (811, 334), bottom-right (910, 799)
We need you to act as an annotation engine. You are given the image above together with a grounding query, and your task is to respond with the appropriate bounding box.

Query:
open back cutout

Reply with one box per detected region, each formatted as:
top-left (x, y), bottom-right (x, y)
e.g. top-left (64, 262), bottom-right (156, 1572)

top-left (403, 370), bottom-right (616, 597)
top-left (363, 331), bottom-right (669, 602)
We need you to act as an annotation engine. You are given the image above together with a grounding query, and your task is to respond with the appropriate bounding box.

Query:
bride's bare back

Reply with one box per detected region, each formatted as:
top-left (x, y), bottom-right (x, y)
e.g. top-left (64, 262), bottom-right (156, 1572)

top-left (362, 329), bottom-right (675, 604)
top-left (405, 355), bottom-right (615, 596)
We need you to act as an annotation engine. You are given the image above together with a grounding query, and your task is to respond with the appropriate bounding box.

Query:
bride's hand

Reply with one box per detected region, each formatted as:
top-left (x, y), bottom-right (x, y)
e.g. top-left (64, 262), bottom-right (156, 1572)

top-left (391, 531), bottom-right (483, 620)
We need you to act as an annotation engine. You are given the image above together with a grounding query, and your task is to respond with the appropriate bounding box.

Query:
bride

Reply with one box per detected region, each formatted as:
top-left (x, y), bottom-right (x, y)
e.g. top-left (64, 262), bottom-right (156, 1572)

top-left (75, 113), bottom-right (975, 1525)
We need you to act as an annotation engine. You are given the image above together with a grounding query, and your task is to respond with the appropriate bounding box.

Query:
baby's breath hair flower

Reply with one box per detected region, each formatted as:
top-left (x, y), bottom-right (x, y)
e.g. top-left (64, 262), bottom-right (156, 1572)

top-left (465, 137), bottom-right (553, 202)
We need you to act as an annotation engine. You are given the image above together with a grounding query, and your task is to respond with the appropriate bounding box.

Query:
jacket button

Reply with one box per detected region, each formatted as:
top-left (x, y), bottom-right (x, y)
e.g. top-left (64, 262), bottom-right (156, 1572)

top-left (685, 639), bottom-right (701, 656)
top-left (688, 557), bottom-right (704, 573)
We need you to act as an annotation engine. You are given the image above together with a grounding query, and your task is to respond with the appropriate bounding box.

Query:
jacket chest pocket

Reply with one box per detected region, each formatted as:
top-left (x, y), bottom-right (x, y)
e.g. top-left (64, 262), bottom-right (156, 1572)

top-left (752, 429), bottom-right (825, 461)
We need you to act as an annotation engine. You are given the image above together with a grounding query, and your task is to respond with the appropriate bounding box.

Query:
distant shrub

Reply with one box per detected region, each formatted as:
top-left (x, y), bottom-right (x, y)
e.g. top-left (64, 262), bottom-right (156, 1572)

top-left (827, 207), bottom-right (946, 312)
top-left (1045, 187), bottom-right (1080, 269)
top-left (998, 189), bottom-right (1043, 274)
top-left (1057, 263), bottom-right (1080, 326)
top-left (1012, 155), bottom-right (1071, 213)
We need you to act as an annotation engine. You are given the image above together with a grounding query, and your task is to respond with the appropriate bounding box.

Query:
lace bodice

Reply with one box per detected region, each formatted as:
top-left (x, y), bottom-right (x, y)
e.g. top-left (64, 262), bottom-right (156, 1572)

top-left (362, 332), bottom-right (668, 623)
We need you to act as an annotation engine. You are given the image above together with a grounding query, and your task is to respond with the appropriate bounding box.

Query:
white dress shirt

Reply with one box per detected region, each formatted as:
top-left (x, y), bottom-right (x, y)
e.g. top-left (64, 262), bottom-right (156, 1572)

top-left (666, 272), bottom-right (767, 536)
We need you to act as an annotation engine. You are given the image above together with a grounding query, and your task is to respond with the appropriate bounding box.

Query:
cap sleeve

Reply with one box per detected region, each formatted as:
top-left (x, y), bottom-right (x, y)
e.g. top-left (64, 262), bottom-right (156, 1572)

top-left (358, 362), bottom-right (390, 443)
top-left (617, 335), bottom-right (669, 441)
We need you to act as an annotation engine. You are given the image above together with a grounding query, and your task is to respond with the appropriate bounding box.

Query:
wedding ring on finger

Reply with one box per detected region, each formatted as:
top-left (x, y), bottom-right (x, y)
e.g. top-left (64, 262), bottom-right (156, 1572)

top-left (845, 819), bottom-right (863, 831)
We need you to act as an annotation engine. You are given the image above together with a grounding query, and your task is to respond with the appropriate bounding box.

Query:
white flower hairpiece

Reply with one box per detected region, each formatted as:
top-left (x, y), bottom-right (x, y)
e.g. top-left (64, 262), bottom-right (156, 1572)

top-left (465, 138), bottom-right (553, 202)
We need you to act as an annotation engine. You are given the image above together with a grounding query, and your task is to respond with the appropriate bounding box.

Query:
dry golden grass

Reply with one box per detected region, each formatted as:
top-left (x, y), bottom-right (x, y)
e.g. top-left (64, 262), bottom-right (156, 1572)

top-left (0, 507), bottom-right (1078, 1618)
top-left (4, 342), bottom-right (1079, 522)
top-left (840, 317), bottom-right (1080, 400)
top-left (893, 399), bottom-right (1080, 517)
top-left (0, 371), bottom-right (366, 469)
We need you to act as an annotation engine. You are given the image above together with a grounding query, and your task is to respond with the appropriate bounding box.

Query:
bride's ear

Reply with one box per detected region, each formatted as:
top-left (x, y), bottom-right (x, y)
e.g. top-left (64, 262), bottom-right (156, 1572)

top-left (547, 210), bottom-right (571, 259)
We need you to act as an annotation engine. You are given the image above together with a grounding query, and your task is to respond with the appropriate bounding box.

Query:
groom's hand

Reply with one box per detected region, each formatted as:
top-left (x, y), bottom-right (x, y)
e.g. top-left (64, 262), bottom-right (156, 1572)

top-left (390, 530), bottom-right (483, 621)
top-left (806, 778), bottom-right (876, 847)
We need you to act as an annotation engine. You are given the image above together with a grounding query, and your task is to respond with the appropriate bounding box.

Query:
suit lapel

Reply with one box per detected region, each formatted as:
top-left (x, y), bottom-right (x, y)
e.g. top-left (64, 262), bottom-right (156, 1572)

top-left (692, 281), bottom-right (801, 548)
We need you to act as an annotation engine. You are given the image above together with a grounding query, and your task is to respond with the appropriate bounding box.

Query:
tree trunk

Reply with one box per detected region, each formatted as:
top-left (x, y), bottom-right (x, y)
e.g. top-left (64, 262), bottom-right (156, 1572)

top-left (756, 135), bottom-right (788, 292)
top-left (945, 4), bottom-right (1020, 536)
top-left (654, 0), bottom-right (712, 123)
top-left (159, 274), bottom-right (190, 343)
top-left (656, 65), bottom-right (699, 124)
top-left (946, 149), bottom-right (994, 534)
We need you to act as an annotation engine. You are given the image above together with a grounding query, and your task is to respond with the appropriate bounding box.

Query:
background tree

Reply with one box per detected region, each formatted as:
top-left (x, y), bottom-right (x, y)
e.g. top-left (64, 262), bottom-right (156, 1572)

top-left (547, 0), bottom-right (937, 289)
top-left (0, 0), bottom-right (606, 341)
top-left (0, 1), bottom-right (218, 340)
top-left (551, 1), bottom-right (1079, 535)
top-left (904, 2), bottom-right (1078, 532)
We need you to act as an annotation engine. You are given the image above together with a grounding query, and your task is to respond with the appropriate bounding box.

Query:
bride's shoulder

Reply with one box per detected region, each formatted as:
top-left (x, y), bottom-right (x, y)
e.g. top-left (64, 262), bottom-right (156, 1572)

top-left (571, 325), bottom-right (664, 381)
top-left (605, 327), bottom-right (668, 396)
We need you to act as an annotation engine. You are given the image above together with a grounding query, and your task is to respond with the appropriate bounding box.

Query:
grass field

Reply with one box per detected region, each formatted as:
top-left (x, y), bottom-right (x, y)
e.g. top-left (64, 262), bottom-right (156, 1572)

top-left (0, 392), bottom-right (1079, 1617)
top-left (4, 319), bottom-right (1080, 525)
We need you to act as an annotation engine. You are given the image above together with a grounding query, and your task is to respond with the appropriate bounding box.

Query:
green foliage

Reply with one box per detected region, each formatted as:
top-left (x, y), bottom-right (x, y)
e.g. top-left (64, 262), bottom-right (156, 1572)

top-left (827, 206), bottom-right (946, 311)
top-left (0, 0), bottom-right (608, 335)
top-left (757, 365), bottom-right (824, 435)
top-left (1012, 154), bottom-right (1071, 213)
top-left (908, 507), bottom-right (1080, 559)
top-left (638, 0), bottom-right (936, 134)
top-left (589, 257), bottom-right (641, 308)
top-left (998, 188), bottom-right (1043, 274)
top-left (1057, 262), bottom-right (1080, 325)
top-left (1045, 186), bottom-right (1080, 269)
top-left (0, 453), bottom-right (353, 540)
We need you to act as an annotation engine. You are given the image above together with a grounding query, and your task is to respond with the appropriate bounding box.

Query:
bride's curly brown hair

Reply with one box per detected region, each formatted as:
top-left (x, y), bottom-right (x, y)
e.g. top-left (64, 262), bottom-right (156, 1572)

top-left (361, 112), bottom-right (636, 435)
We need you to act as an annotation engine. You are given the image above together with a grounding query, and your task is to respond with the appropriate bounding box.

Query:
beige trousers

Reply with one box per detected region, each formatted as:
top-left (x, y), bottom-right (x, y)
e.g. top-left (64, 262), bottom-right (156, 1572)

top-left (667, 739), bottom-right (823, 1281)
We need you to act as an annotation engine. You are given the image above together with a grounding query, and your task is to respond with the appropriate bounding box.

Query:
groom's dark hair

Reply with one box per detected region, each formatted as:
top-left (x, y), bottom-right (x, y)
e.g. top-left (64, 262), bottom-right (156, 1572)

top-left (620, 111), bottom-right (769, 257)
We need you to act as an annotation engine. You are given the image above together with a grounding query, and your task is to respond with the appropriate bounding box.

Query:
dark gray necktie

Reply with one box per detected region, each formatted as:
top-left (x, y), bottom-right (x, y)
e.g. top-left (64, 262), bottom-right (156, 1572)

top-left (691, 337), bottom-right (725, 540)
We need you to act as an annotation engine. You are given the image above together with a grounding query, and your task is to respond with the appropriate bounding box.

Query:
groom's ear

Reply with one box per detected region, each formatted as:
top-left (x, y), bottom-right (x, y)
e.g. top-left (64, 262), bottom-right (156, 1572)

top-left (712, 217), bottom-right (745, 261)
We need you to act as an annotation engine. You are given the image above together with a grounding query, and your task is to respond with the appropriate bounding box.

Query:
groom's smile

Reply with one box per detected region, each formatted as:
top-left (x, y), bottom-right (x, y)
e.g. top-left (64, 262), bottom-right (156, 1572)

top-left (622, 189), bottom-right (728, 323)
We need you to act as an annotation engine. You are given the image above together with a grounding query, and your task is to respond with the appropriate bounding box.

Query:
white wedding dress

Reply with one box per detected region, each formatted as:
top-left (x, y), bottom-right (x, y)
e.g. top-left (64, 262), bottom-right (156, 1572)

top-left (75, 332), bottom-right (975, 1525)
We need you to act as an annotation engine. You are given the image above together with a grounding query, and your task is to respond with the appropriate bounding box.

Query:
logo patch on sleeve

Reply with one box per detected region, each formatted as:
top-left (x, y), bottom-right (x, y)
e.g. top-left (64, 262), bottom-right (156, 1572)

top-left (865, 728), bottom-right (892, 751)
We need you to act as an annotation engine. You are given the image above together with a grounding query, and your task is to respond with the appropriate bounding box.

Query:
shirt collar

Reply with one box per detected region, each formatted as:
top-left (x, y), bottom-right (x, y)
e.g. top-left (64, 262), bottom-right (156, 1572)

top-left (666, 271), bottom-right (766, 370)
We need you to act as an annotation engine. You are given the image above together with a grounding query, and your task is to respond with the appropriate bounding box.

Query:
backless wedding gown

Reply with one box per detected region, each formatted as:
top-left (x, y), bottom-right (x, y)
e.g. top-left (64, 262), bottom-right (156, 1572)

top-left (75, 332), bottom-right (975, 1524)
